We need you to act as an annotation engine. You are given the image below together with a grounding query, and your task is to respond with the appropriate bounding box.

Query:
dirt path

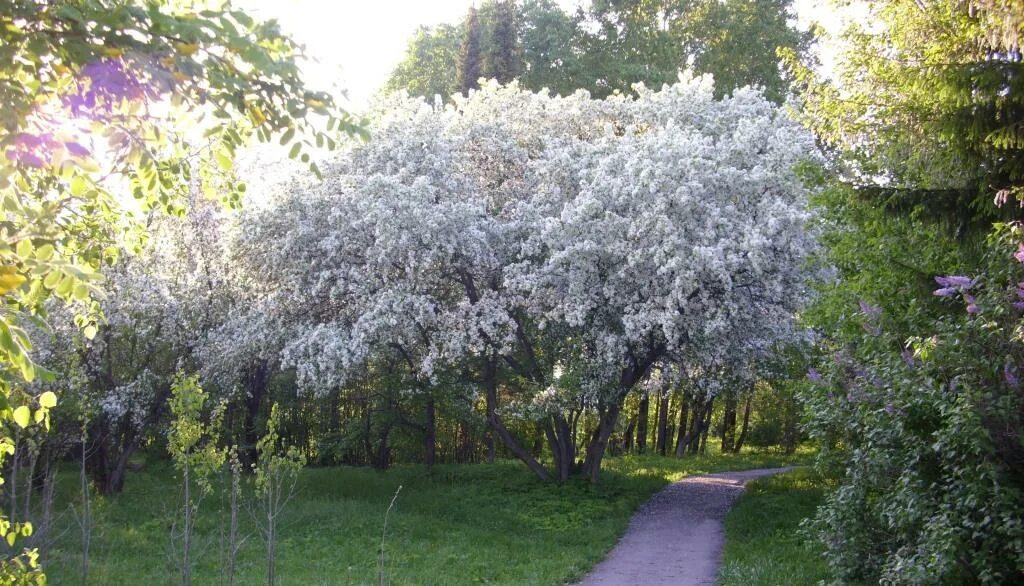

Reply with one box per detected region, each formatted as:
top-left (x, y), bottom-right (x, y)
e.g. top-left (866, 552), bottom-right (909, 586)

top-left (577, 467), bottom-right (793, 586)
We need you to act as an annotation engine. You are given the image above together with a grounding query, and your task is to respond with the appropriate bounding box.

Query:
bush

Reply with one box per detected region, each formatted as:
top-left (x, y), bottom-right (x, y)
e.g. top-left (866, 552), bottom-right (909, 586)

top-left (746, 420), bottom-right (784, 449)
top-left (802, 226), bottom-right (1024, 584)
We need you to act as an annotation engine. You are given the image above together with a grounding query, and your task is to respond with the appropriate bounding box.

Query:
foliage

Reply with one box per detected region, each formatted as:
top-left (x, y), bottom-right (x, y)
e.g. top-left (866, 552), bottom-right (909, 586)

top-left (251, 403), bottom-right (304, 586)
top-left (167, 371), bottom-right (226, 586)
top-left (388, 0), bottom-right (810, 101)
top-left (0, 0), bottom-right (361, 575)
top-left (458, 7), bottom-right (483, 94)
top-left (385, 24), bottom-right (461, 100)
top-left (790, 3), bottom-right (1024, 582)
top-left (719, 468), bottom-right (830, 586)
top-left (802, 227), bottom-right (1024, 583)
top-left (786, 0), bottom-right (1024, 226)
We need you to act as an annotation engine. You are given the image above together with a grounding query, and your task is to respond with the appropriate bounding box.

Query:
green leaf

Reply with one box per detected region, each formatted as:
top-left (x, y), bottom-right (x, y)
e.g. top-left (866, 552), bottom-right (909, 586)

top-left (12, 406), bottom-right (30, 429)
top-left (15, 238), bottom-right (32, 258)
top-left (288, 142), bottom-right (301, 159)
top-left (35, 244), bottom-right (54, 261)
top-left (0, 270), bottom-right (26, 295)
top-left (215, 150), bottom-right (233, 172)
top-left (70, 175), bottom-right (88, 196)
top-left (42, 270), bottom-right (61, 290)
top-left (279, 127), bottom-right (296, 146)
top-left (38, 392), bottom-right (56, 409)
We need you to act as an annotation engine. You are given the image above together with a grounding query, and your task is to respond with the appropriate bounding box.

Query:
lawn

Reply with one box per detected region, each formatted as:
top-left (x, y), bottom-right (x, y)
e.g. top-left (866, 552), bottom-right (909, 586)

top-left (719, 467), bottom-right (831, 586)
top-left (42, 448), bottom-right (813, 585)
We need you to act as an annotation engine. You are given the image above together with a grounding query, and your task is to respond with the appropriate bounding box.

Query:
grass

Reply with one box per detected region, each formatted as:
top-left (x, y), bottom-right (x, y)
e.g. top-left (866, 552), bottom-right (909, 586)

top-left (42, 447), bottom-right (813, 585)
top-left (719, 467), bottom-right (832, 586)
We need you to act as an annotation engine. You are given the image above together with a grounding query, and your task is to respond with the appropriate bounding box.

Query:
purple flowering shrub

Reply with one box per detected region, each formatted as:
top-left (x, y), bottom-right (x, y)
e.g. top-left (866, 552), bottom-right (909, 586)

top-left (802, 225), bottom-right (1024, 584)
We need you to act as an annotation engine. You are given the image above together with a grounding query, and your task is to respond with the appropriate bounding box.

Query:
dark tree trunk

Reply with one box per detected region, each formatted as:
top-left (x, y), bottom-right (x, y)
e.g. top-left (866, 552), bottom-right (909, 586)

top-left (373, 425), bottom-right (392, 471)
top-left (733, 395), bottom-right (753, 454)
top-left (582, 403), bottom-right (621, 483)
top-left (483, 355), bottom-right (551, 481)
top-left (457, 421), bottom-right (474, 463)
top-left (656, 392), bottom-right (670, 456)
top-left (543, 414), bottom-right (575, 481)
top-left (721, 395), bottom-right (738, 453)
top-left (424, 397), bottom-right (436, 467)
top-left (687, 402), bottom-right (703, 455)
top-left (699, 398), bottom-right (714, 454)
top-left (636, 394), bottom-right (650, 454)
top-left (241, 361), bottom-right (269, 467)
top-left (580, 346), bottom-right (664, 482)
top-left (674, 396), bottom-right (690, 457)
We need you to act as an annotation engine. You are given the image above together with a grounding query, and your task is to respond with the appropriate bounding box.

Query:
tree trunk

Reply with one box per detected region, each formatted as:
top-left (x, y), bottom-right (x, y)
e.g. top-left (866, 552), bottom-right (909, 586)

top-left (424, 397), bottom-right (436, 468)
top-left (456, 421), bottom-right (474, 463)
top-left (687, 401), bottom-right (703, 455)
top-left (373, 425), bottom-right (392, 471)
top-left (483, 356), bottom-right (551, 481)
top-left (656, 392), bottom-right (670, 456)
top-left (636, 393), bottom-right (649, 454)
top-left (674, 396), bottom-right (689, 457)
top-left (721, 395), bottom-right (738, 453)
top-left (733, 395), bottom-right (753, 454)
top-left (543, 414), bottom-right (575, 481)
top-left (582, 402), bottom-right (621, 483)
top-left (699, 398), bottom-right (714, 454)
top-left (242, 361), bottom-right (269, 467)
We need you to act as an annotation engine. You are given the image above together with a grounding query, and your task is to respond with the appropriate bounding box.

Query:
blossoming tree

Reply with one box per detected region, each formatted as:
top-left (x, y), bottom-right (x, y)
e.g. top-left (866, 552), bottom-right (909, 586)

top-left (241, 75), bottom-right (817, 481)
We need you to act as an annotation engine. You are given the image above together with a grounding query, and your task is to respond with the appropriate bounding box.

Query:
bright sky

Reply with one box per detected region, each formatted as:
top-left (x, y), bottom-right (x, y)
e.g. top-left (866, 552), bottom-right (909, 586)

top-left (236, 0), bottom-right (856, 110)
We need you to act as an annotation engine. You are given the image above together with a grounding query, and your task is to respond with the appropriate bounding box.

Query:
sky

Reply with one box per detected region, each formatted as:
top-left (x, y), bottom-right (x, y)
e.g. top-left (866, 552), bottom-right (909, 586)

top-left (236, 0), bottom-right (857, 110)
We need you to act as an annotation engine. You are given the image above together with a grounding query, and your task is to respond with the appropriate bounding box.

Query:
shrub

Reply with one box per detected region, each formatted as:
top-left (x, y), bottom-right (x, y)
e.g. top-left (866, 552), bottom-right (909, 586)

top-left (802, 226), bottom-right (1024, 583)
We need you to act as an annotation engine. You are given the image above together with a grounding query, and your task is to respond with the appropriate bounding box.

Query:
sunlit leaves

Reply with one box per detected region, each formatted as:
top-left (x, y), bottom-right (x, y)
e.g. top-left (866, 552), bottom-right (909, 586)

top-left (0, 0), bottom-right (363, 571)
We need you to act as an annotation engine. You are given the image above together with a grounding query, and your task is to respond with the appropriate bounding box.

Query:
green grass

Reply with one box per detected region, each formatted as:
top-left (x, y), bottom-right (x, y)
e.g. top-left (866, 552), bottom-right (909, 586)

top-left (719, 467), bottom-right (831, 586)
top-left (43, 447), bottom-right (813, 585)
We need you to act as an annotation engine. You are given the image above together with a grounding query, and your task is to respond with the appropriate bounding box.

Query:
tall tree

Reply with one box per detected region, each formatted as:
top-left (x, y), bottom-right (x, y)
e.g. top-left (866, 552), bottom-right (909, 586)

top-left (482, 0), bottom-right (522, 83)
top-left (789, 0), bottom-right (1024, 227)
top-left (518, 0), bottom-right (583, 95)
top-left (388, 0), bottom-right (809, 101)
top-left (680, 0), bottom-right (811, 103)
top-left (459, 7), bottom-right (484, 93)
top-left (385, 24), bottom-right (461, 99)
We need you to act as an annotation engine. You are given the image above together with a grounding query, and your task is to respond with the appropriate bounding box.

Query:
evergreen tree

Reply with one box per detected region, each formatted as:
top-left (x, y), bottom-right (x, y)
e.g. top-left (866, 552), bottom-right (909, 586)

top-left (483, 0), bottom-right (522, 84)
top-left (789, 0), bottom-right (1024, 228)
top-left (458, 6), bottom-right (483, 94)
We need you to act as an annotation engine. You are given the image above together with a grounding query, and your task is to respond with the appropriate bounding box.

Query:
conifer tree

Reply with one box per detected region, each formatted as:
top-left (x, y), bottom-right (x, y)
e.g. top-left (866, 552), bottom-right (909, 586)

top-left (483, 0), bottom-right (521, 84)
top-left (459, 7), bottom-right (483, 94)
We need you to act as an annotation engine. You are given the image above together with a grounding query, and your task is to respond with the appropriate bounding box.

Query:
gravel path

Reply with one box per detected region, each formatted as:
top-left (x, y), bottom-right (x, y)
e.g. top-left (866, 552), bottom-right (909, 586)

top-left (577, 467), bottom-right (793, 586)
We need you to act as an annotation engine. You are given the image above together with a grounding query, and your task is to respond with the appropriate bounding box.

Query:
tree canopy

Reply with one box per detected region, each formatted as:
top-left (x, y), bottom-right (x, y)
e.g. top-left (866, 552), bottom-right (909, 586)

top-left (387, 0), bottom-right (810, 101)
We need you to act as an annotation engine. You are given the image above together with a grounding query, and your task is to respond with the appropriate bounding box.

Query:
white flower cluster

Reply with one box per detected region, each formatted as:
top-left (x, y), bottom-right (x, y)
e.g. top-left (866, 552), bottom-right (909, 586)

top-left (232, 74), bottom-right (819, 408)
